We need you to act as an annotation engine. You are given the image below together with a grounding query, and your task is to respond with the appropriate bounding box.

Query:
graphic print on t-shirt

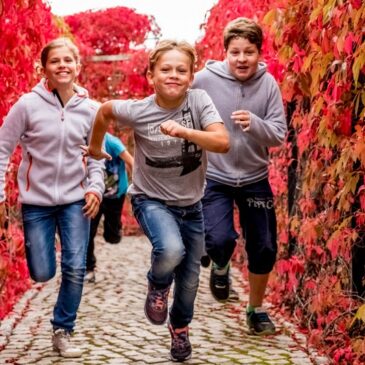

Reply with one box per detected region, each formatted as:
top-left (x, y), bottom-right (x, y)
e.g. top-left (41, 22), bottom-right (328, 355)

top-left (145, 105), bottom-right (202, 176)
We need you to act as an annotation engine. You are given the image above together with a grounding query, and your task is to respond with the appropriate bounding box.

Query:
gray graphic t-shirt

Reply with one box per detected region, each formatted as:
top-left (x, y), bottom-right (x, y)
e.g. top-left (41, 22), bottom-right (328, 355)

top-left (112, 89), bottom-right (222, 206)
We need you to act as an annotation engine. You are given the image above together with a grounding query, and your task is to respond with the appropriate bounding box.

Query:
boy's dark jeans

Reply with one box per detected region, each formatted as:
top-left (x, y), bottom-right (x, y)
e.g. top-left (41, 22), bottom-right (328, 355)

top-left (86, 195), bottom-right (125, 271)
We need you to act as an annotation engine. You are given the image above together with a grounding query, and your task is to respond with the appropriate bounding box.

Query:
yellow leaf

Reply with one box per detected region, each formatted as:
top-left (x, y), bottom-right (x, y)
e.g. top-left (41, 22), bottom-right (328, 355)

top-left (322, 0), bottom-right (336, 24)
top-left (310, 4), bottom-right (322, 23)
top-left (302, 52), bottom-right (316, 72)
top-left (278, 45), bottom-right (293, 63)
top-left (263, 9), bottom-right (277, 26)
top-left (349, 304), bottom-right (365, 334)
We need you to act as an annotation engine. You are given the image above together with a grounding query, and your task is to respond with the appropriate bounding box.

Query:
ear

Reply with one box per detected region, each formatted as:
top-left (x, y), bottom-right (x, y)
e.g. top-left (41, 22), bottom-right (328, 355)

top-left (146, 70), bottom-right (154, 87)
top-left (38, 65), bottom-right (46, 78)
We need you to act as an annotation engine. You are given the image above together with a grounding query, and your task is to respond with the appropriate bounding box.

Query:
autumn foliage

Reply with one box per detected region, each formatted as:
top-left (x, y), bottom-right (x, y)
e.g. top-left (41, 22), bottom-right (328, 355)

top-left (64, 6), bottom-right (160, 100)
top-left (1, 0), bottom-right (365, 362)
top-left (197, 0), bottom-right (365, 362)
top-left (0, 0), bottom-right (59, 319)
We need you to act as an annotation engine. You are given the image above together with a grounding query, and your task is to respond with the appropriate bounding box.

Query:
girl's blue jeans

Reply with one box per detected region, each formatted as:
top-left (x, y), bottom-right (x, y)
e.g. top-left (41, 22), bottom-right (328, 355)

top-left (22, 200), bottom-right (90, 332)
top-left (131, 194), bottom-right (204, 328)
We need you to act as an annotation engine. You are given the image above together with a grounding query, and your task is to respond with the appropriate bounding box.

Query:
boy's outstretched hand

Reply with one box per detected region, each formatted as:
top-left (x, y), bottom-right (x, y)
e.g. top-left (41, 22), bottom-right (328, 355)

top-left (80, 145), bottom-right (112, 161)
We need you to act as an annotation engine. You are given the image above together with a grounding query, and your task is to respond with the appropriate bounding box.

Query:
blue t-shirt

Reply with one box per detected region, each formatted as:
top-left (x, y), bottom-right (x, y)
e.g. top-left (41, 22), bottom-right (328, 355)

top-left (103, 133), bottom-right (128, 199)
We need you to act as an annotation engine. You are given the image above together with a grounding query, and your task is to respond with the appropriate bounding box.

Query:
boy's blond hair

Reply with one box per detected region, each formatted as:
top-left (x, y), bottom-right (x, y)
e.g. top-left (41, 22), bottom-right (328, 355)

top-left (40, 37), bottom-right (80, 67)
top-left (223, 18), bottom-right (263, 52)
top-left (148, 40), bottom-right (197, 73)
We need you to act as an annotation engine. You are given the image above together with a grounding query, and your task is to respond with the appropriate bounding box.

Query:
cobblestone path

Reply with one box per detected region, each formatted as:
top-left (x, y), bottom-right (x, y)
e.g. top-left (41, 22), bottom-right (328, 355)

top-left (0, 235), bottom-right (330, 364)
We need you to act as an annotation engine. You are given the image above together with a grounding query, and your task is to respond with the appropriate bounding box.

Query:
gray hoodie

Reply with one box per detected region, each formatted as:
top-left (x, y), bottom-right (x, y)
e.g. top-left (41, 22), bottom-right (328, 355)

top-left (0, 79), bottom-right (104, 205)
top-left (193, 60), bottom-right (287, 186)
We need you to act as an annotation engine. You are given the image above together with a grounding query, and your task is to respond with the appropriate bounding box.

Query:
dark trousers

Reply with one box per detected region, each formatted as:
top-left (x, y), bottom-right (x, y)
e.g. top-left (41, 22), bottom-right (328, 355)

top-left (86, 195), bottom-right (125, 271)
top-left (202, 178), bottom-right (277, 274)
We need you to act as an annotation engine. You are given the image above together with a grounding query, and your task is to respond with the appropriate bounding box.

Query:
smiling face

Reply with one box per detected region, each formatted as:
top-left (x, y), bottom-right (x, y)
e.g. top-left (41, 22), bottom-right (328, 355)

top-left (42, 46), bottom-right (81, 90)
top-left (147, 49), bottom-right (194, 109)
top-left (225, 37), bottom-right (260, 82)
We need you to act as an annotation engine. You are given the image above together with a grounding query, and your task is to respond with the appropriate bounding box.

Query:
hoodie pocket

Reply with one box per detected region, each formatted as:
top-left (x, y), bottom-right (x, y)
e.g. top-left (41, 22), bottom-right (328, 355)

top-left (26, 153), bottom-right (33, 191)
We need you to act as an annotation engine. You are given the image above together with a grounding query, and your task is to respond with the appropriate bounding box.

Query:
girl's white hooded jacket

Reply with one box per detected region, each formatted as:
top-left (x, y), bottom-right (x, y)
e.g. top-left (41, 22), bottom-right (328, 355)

top-left (0, 79), bottom-right (104, 206)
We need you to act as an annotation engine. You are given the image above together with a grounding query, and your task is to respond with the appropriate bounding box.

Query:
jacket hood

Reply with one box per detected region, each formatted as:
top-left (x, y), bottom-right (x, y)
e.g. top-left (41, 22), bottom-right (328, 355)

top-left (31, 78), bottom-right (89, 106)
top-left (205, 60), bottom-right (267, 82)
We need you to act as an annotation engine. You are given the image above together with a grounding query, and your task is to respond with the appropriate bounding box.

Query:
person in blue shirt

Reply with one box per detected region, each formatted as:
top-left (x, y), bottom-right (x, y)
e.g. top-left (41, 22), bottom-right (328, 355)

top-left (85, 132), bottom-right (134, 282)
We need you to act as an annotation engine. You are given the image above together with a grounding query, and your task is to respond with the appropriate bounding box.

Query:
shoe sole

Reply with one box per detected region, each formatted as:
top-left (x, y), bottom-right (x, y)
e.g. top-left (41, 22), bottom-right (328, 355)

top-left (53, 347), bottom-right (82, 358)
top-left (211, 294), bottom-right (229, 302)
top-left (248, 328), bottom-right (276, 336)
top-left (144, 301), bottom-right (167, 325)
top-left (210, 286), bottom-right (229, 302)
top-left (170, 353), bottom-right (192, 362)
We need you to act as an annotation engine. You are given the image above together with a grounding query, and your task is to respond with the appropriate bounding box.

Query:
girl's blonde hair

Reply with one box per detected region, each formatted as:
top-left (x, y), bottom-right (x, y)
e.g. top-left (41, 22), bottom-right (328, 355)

top-left (148, 40), bottom-right (197, 73)
top-left (40, 37), bottom-right (80, 67)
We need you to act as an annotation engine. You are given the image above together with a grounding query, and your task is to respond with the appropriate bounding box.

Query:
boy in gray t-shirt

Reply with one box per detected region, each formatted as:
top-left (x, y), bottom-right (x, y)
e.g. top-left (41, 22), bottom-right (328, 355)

top-left (112, 89), bottom-right (219, 206)
top-left (84, 40), bottom-right (229, 362)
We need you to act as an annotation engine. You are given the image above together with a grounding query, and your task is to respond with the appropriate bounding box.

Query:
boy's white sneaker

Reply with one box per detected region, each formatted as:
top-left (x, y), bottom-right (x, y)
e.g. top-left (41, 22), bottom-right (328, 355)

top-left (52, 329), bottom-right (82, 358)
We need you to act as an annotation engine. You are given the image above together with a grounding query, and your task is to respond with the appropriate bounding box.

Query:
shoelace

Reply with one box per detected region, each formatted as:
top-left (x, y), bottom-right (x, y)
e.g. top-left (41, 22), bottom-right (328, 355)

top-left (253, 311), bottom-right (271, 323)
top-left (151, 288), bottom-right (169, 311)
top-left (171, 328), bottom-right (189, 350)
top-left (214, 274), bottom-right (228, 288)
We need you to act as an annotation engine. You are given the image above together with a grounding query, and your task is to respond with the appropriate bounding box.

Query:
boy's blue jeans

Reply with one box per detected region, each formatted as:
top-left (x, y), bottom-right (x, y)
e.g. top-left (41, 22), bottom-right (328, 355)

top-left (131, 194), bottom-right (204, 328)
top-left (22, 200), bottom-right (90, 332)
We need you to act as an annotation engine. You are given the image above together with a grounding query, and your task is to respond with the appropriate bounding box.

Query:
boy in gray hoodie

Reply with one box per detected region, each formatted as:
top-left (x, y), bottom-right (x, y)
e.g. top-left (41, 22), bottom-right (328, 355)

top-left (193, 17), bottom-right (287, 335)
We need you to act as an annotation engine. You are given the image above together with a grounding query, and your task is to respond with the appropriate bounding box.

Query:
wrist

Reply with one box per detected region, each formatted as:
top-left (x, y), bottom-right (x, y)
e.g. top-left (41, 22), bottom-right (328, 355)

top-left (88, 145), bottom-right (101, 157)
top-left (184, 127), bottom-right (192, 140)
top-left (85, 191), bottom-right (101, 203)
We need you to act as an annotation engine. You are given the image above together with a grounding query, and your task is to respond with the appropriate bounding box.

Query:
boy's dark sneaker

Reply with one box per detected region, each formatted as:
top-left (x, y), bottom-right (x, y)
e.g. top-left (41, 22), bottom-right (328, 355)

top-left (209, 263), bottom-right (230, 301)
top-left (84, 270), bottom-right (96, 283)
top-left (246, 307), bottom-right (276, 335)
top-left (228, 287), bottom-right (239, 301)
top-left (168, 323), bottom-right (192, 362)
top-left (200, 255), bottom-right (211, 268)
top-left (144, 283), bottom-right (170, 325)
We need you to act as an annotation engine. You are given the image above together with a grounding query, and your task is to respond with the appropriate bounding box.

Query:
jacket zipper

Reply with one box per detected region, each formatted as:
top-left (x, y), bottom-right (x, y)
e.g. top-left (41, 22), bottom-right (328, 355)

top-left (54, 104), bottom-right (66, 203)
top-left (26, 153), bottom-right (33, 191)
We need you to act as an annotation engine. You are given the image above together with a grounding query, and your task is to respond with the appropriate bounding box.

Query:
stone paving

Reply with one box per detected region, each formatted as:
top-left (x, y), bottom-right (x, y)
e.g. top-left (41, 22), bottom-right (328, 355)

top-left (0, 235), bottom-right (330, 365)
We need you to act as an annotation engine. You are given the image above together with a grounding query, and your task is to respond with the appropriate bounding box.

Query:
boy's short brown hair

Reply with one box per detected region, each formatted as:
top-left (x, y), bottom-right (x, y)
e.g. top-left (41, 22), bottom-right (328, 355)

top-left (148, 39), bottom-right (197, 73)
top-left (223, 17), bottom-right (263, 52)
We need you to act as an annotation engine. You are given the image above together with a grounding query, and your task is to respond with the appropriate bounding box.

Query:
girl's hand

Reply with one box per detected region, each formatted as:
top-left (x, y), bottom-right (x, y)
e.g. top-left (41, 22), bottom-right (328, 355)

top-left (231, 110), bottom-right (251, 131)
top-left (83, 193), bottom-right (101, 219)
top-left (0, 202), bottom-right (7, 229)
top-left (160, 120), bottom-right (187, 139)
top-left (80, 145), bottom-right (112, 160)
